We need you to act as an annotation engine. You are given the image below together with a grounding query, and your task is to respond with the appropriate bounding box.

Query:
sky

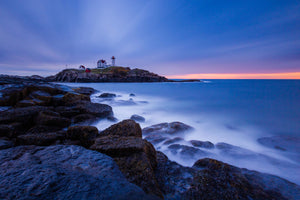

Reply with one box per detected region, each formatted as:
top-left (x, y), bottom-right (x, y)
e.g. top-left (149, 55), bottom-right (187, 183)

top-left (0, 0), bottom-right (299, 78)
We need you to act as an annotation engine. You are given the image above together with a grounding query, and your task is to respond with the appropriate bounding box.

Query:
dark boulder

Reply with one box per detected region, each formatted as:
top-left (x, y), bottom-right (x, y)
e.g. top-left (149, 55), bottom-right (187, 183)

top-left (74, 102), bottom-right (113, 118)
top-left (66, 126), bottom-right (98, 148)
top-left (190, 158), bottom-right (292, 200)
top-left (100, 119), bottom-right (142, 137)
top-left (90, 136), bottom-right (162, 198)
top-left (16, 131), bottom-right (65, 146)
top-left (143, 122), bottom-right (193, 136)
top-left (72, 87), bottom-right (97, 95)
top-left (36, 110), bottom-right (71, 128)
top-left (0, 86), bottom-right (25, 106)
top-left (144, 134), bottom-right (168, 145)
top-left (190, 140), bottom-right (214, 149)
top-left (55, 102), bottom-right (113, 119)
top-left (0, 145), bottom-right (156, 200)
top-left (91, 136), bottom-right (156, 162)
top-left (62, 92), bottom-right (90, 105)
top-left (163, 137), bottom-right (184, 145)
top-left (99, 93), bottom-right (116, 98)
top-left (154, 151), bottom-right (298, 200)
top-left (29, 90), bottom-right (52, 103)
top-left (129, 93), bottom-right (136, 97)
top-left (72, 114), bottom-right (96, 124)
top-left (155, 151), bottom-right (196, 199)
top-left (0, 106), bottom-right (48, 127)
top-left (130, 114), bottom-right (146, 122)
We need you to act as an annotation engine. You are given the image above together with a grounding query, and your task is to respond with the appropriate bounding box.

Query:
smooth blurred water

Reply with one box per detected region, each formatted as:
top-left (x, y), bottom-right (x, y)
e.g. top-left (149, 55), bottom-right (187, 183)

top-left (60, 80), bottom-right (300, 184)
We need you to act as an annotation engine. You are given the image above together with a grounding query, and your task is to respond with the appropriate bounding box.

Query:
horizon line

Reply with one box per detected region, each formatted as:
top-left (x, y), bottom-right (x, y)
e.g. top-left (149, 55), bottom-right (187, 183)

top-left (166, 72), bottom-right (300, 79)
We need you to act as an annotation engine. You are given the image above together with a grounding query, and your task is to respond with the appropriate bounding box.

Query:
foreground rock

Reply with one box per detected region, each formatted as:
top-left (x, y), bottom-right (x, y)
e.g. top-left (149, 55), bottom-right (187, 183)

top-left (0, 145), bottom-right (155, 200)
top-left (91, 120), bottom-right (163, 198)
top-left (155, 152), bottom-right (300, 200)
top-left (0, 76), bottom-right (113, 146)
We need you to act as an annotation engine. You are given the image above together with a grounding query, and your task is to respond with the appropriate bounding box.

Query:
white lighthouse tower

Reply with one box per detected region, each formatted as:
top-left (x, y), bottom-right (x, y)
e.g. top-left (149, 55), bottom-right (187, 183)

top-left (111, 56), bottom-right (116, 66)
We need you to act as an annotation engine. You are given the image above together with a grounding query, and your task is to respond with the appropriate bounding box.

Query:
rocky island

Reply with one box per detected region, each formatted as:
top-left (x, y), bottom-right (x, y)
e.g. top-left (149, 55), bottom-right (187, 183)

top-left (0, 75), bottom-right (299, 200)
top-left (44, 66), bottom-right (200, 83)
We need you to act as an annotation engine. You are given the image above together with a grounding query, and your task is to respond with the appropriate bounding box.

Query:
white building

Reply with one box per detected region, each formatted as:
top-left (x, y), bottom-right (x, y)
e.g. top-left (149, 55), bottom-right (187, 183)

top-left (97, 56), bottom-right (116, 68)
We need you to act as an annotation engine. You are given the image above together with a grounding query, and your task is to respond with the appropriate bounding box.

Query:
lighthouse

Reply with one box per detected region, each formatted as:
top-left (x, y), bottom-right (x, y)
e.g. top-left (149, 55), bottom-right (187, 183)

top-left (111, 56), bottom-right (116, 66)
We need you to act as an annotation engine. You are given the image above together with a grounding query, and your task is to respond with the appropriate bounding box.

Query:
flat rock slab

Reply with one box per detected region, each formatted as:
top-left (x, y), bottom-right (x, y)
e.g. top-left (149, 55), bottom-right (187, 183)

top-left (143, 122), bottom-right (193, 136)
top-left (0, 145), bottom-right (156, 200)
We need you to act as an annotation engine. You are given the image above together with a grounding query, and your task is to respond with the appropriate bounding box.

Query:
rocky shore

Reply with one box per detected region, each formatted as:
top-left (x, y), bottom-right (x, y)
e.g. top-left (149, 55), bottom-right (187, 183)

top-left (44, 67), bottom-right (200, 83)
top-left (0, 75), bottom-right (299, 200)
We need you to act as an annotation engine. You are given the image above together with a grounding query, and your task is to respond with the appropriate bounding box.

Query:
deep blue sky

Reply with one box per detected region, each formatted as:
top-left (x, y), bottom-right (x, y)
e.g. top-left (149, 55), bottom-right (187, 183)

top-left (0, 0), bottom-right (299, 76)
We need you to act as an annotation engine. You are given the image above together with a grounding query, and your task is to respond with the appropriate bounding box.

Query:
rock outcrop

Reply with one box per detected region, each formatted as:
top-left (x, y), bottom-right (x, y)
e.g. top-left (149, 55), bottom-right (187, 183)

top-left (155, 152), bottom-right (300, 200)
top-left (45, 67), bottom-right (169, 82)
top-left (0, 145), bottom-right (155, 200)
top-left (0, 75), bottom-right (113, 148)
top-left (91, 120), bottom-right (163, 198)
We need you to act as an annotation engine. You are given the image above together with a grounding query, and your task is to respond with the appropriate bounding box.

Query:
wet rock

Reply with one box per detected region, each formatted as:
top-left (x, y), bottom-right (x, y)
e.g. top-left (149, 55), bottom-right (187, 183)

top-left (190, 158), bottom-right (293, 200)
top-left (130, 114), bottom-right (145, 122)
top-left (154, 152), bottom-right (299, 200)
top-left (155, 151), bottom-right (196, 199)
top-left (25, 125), bottom-right (63, 135)
top-left (100, 119), bottom-right (142, 137)
top-left (56, 102), bottom-right (113, 119)
top-left (74, 102), bottom-right (113, 118)
top-left (143, 122), bottom-right (193, 136)
top-left (0, 86), bottom-right (24, 106)
top-left (55, 106), bottom-right (82, 117)
top-left (51, 94), bottom-right (64, 106)
top-left (0, 106), bottom-right (48, 127)
top-left (62, 92), bottom-right (90, 105)
top-left (129, 93), bottom-right (135, 97)
top-left (72, 87), bottom-right (97, 95)
top-left (0, 145), bottom-right (155, 200)
top-left (29, 90), bottom-right (52, 103)
top-left (0, 139), bottom-right (14, 150)
top-left (145, 134), bottom-right (168, 145)
top-left (17, 131), bottom-right (65, 146)
top-left (90, 136), bottom-right (162, 198)
top-left (36, 110), bottom-right (71, 128)
top-left (66, 126), bottom-right (98, 148)
top-left (99, 93), bottom-right (116, 98)
top-left (190, 140), bottom-right (214, 149)
top-left (163, 137), bottom-right (184, 145)
top-left (72, 114), bottom-right (96, 124)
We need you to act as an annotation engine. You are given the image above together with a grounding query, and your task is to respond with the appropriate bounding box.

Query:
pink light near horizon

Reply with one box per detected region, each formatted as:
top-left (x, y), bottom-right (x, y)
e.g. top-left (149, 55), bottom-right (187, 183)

top-left (166, 72), bottom-right (300, 79)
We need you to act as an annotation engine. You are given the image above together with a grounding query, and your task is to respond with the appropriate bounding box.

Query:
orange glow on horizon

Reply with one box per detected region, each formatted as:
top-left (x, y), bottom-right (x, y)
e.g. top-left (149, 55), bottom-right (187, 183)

top-left (166, 72), bottom-right (300, 79)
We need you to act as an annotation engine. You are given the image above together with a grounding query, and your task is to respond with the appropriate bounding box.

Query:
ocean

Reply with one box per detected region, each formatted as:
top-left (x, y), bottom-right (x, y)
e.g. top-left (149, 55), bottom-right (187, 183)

top-left (59, 80), bottom-right (300, 184)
